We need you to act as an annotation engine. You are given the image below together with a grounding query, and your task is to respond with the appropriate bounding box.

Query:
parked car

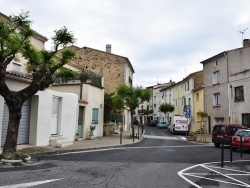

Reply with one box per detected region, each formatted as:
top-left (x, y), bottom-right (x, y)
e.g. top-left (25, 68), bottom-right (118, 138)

top-left (232, 129), bottom-right (250, 150)
top-left (212, 124), bottom-right (247, 147)
top-left (156, 122), bottom-right (168, 129)
top-left (150, 120), bottom-right (158, 127)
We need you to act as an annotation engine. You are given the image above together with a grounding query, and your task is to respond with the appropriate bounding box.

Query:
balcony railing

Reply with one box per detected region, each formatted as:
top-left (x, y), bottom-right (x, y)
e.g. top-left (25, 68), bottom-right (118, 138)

top-left (53, 70), bottom-right (102, 88)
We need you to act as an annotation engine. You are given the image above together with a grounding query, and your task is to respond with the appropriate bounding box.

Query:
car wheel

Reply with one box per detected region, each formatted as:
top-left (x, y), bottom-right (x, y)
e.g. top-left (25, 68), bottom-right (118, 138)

top-left (232, 147), bottom-right (237, 151)
top-left (214, 143), bottom-right (220, 147)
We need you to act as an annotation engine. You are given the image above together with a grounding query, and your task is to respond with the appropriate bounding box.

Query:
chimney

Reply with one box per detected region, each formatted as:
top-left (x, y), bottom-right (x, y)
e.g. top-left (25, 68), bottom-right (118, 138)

top-left (106, 44), bottom-right (111, 53)
top-left (243, 39), bottom-right (250, 47)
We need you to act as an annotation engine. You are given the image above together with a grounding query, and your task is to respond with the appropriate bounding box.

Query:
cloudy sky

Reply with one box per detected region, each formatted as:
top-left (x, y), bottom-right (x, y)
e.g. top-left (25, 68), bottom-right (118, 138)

top-left (1, 0), bottom-right (250, 87)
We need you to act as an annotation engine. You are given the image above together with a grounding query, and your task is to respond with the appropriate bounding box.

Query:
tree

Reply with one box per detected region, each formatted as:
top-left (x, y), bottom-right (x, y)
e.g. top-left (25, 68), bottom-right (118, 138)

top-left (159, 103), bottom-right (175, 123)
top-left (0, 12), bottom-right (76, 159)
top-left (197, 111), bottom-right (208, 142)
top-left (114, 84), bottom-right (151, 127)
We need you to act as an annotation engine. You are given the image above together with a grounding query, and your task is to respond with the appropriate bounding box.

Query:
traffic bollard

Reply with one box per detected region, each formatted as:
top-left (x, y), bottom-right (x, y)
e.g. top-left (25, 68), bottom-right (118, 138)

top-left (120, 130), bottom-right (122, 144)
top-left (138, 126), bottom-right (140, 140)
top-left (132, 126), bottom-right (135, 143)
top-left (229, 136), bottom-right (233, 162)
top-left (240, 136), bottom-right (243, 158)
top-left (221, 138), bottom-right (224, 168)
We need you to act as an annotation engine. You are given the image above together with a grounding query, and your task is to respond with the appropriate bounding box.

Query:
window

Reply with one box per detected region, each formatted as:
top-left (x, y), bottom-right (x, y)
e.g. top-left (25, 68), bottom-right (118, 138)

top-left (213, 71), bottom-right (220, 84)
top-left (13, 62), bottom-right (21, 72)
top-left (215, 117), bottom-right (224, 124)
top-left (182, 97), bottom-right (186, 106)
top-left (235, 86), bottom-right (244, 101)
top-left (188, 98), bottom-right (191, 106)
top-left (242, 114), bottom-right (250, 127)
top-left (175, 99), bottom-right (177, 106)
top-left (214, 93), bottom-right (221, 106)
top-left (187, 81), bottom-right (190, 91)
top-left (196, 93), bottom-right (199, 102)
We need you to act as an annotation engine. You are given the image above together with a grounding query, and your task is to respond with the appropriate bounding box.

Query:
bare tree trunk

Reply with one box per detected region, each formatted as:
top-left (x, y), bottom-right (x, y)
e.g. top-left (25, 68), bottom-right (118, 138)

top-left (2, 106), bottom-right (22, 159)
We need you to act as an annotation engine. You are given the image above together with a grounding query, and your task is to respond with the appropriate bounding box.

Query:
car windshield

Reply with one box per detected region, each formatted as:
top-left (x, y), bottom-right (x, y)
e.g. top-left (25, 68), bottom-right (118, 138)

top-left (235, 130), bottom-right (250, 136)
top-left (160, 122), bottom-right (166, 124)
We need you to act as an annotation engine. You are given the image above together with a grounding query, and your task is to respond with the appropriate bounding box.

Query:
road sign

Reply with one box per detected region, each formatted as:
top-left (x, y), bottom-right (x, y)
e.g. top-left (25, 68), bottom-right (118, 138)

top-left (185, 107), bottom-right (191, 118)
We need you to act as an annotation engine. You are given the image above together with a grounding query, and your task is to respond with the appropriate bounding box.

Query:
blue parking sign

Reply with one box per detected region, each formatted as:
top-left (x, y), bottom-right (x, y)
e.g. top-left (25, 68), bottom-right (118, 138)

top-left (185, 107), bottom-right (191, 118)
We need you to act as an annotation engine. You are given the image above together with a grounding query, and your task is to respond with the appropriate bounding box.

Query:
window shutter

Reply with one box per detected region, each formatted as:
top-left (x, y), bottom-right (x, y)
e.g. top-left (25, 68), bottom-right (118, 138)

top-left (92, 108), bottom-right (99, 124)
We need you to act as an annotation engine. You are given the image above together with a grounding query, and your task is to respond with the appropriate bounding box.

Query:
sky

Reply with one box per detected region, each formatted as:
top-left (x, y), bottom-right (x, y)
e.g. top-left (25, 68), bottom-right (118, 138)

top-left (1, 0), bottom-right (250, 87)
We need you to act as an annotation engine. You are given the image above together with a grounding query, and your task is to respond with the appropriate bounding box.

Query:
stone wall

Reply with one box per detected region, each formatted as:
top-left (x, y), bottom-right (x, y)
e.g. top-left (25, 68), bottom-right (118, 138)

top-left (72, 47), bottom-right (133, 93)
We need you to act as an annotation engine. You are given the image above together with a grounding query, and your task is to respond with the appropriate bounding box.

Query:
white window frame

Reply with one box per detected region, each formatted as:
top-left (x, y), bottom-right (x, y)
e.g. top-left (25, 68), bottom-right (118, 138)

top-left (213, 71), bottom-right (220, 84)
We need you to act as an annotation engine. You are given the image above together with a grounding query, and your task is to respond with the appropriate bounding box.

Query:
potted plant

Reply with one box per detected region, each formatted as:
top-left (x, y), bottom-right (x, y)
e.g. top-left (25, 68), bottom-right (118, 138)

top-left (75, 133), bottom-right (79, 141)
top-left (79, 71), bottom-right (90, 83)
top-left (89, 125), bottom-right (96, 140)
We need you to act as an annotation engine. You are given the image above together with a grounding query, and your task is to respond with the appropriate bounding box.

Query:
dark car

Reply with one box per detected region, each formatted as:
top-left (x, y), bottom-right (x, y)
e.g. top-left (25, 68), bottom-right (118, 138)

top-left (212, 124), bottom-right (247, 147)
top-left (150, 120), bottom-right (158, 127)
top-left (232, 129), bottom-right (250, 150)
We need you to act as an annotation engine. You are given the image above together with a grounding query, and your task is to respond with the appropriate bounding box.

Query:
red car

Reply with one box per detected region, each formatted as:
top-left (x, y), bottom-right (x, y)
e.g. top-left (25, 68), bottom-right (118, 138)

top-left (212, 124), bottom-right (246, 147)
top-left (232, 129), bottom-right (250, 150)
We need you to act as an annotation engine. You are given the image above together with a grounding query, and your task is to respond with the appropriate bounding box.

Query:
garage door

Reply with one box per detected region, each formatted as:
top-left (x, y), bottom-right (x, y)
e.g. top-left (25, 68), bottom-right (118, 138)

top-left (1, 99), bottom-right (31, 146)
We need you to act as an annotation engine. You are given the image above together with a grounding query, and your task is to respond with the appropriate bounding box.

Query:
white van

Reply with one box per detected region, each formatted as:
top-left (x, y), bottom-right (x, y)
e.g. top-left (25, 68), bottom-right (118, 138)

top-left (169, 115), bottom-right (188, 134)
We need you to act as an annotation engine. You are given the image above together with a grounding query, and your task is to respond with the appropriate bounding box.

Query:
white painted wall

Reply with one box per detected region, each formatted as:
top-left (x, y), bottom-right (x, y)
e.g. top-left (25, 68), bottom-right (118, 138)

top-left (29, 89), bottom-right (78, 146)
top-left (82, 84), bottom-right (104, 139)
top-left (0, 77), bottom-right (78, 147)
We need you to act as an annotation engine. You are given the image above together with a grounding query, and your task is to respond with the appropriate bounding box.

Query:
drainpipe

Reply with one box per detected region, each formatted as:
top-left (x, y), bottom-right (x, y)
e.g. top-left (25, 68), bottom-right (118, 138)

top-left (224, 52), bottom-right (231, 123)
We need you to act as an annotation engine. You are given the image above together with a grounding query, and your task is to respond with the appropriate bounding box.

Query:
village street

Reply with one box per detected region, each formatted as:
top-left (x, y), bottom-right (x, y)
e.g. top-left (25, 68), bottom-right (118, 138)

top-left (0, 126), bottom-right (249, 188)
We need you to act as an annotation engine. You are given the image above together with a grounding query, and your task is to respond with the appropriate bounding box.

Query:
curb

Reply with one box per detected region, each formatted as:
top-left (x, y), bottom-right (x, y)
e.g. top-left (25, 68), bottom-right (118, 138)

top-left (30, 137), bottom-right (144, 158)
top-left (1, 155), bottom-right (31, 164)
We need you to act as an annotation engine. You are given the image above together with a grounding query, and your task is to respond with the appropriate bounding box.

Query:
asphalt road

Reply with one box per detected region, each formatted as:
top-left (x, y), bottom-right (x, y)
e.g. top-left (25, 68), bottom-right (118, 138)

top-left (0, 126), bottom-right (249, 188)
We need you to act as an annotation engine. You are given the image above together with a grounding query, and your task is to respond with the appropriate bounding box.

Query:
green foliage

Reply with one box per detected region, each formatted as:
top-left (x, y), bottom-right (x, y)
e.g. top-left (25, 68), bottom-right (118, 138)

top-left (115, 84), bottom-right (151, 112)
top-left (79, 71), bottom-right (90, 79)
top-left (56, 67), bottom-right (79, 81)
top-left (0, 153), bottom-right (28, 160)
top-left (197, 111), bottom-right (208, 119)
top-left (0, 11), bottom-right (76, 92)
top-left (112, 95), bottom-right (125, 112)
top-left (52, 26), bottom-right (76, 51)
top-left (104, 93), bottom-right (115, 122)
top-left (143, 109), bottom-right (153, 115)
top-left (159, 103), bottom-right (175, 114)
top-left (89, 125), bottom-right (96, 136)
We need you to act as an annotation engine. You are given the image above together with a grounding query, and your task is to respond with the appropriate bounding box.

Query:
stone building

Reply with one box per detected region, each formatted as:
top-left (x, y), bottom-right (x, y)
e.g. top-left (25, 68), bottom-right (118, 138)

top-left (70, 44), bottom-right (134, 93)
top-left (67, 44), bottom-right (135, 130)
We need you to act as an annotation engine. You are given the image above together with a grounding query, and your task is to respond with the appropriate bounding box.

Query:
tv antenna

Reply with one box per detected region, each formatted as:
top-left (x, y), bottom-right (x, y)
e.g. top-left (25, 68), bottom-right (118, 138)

top-left (239, 28), bottom-right (248, 41)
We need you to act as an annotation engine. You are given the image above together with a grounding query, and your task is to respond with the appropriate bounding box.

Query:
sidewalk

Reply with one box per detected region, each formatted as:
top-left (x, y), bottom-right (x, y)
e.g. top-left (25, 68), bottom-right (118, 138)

top-left (16, 129), bottom-right (143, 155)
top-left (10, 130), bottom-right (213, 155)
top-left (192, 133), bottom-right (212, 143)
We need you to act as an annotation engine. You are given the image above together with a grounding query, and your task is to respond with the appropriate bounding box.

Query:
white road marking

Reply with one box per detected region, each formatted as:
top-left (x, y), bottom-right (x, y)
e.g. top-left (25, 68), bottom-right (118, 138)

top-left (0, 179), bottom-right (63, 188)
top-left (184, 173), bottom-right (250, 187)
top-left (202, 164), bottom-right (250, 187)
top-left (143, 135), bottom-right (178, 140)
top-left (178, 160), bottom-right (250, 188)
